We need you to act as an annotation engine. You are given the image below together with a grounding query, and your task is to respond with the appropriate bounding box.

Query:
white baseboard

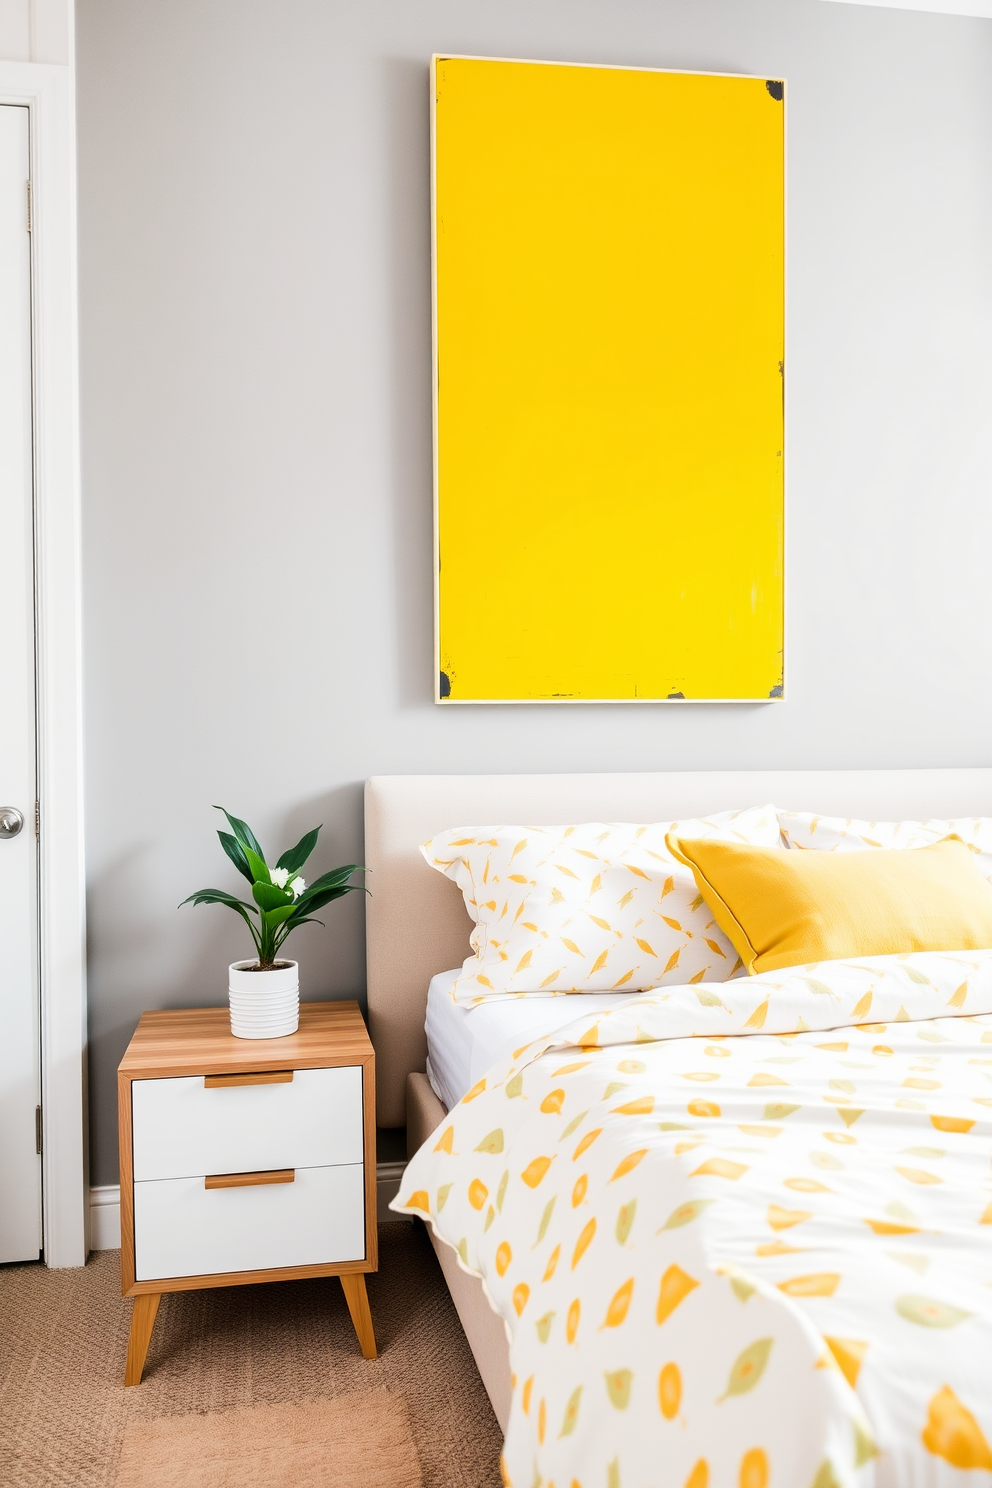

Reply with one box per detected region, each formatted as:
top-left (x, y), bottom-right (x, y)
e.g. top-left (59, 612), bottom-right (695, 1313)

top-left (89, 1184), bottom-right (122, 1250)
top-left (88, 1160), bottom-right (410, 1252)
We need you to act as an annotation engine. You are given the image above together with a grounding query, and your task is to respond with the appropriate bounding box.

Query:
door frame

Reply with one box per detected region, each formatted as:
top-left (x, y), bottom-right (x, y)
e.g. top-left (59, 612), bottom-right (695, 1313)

top-left (0, 60), bottom-right (86, 1267)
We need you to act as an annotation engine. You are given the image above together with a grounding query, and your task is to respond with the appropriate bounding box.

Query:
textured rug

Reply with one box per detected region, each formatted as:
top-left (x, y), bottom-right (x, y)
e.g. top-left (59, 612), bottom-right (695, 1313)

top-left (114, 1393), bottom-right (422, 1487)
top-left (0, 1223), bottom-right (501, 1488)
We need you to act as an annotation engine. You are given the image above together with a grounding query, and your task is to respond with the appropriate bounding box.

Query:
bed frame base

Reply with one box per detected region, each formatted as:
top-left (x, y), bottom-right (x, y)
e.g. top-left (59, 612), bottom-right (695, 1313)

top-left (407, 1072), bottom-right (512, 1430)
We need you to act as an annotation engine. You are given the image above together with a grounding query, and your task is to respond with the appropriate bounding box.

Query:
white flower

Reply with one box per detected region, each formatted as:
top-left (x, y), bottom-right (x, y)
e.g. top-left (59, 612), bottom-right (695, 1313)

top-left (290, 876), bottom-right (306, 899)
top-left (269, 866), bottom-right (290, 889)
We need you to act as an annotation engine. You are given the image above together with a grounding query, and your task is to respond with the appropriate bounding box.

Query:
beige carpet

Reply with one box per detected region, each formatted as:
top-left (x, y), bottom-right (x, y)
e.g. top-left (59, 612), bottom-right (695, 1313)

top-left (0, 1223), bottom-right (502, 1488)
top-left (114, 1394), bottom-right (422, 1488)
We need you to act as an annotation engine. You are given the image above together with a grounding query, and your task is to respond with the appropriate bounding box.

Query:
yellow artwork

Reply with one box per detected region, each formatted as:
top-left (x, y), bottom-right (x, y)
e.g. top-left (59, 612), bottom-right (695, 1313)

top-left (433, 56), bottom-right (785, 702)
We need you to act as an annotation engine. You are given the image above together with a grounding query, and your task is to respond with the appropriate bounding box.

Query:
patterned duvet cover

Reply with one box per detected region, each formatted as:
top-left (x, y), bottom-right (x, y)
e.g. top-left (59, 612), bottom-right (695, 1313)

top-left (394, 951), bottom-right (992, 1488)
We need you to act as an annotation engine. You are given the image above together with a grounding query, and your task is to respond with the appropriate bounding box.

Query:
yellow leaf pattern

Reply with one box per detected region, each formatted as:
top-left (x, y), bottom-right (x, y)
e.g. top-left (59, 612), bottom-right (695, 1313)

top-left (602, 1278), bottom-right (635, 1328)
top-left (922, 1385), bottom-right (992, 1470)
top-left (395, 948), bottom-right (992, 1487)
top-left (610, 1149), bottom-right (648, 1182)
top-left (658, 1361), bottom-right (682, 1420)
top-left (571, 1218), bottom-right (596, 1269)
top-left (739, 1448), bottom-right (770, 1488)
top-left (778, 810), bottom-right (992, 877)
top-left (822, 1336), bottom-right (867, 1388)
top-left (521, 1155), bottom-right (553, 1187)
top-left (566, 1297), bottom-right (581, 1344)
top-left (422, 810), bottom-right (782, 1003)
top-left (656, 1265), bottom-right (700, 1324)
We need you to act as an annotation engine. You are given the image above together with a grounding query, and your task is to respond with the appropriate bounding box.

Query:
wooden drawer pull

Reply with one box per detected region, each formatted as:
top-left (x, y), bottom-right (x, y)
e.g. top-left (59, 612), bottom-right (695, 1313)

top-left (204, 1169), bottom-right (295, 1189)
top-left (203, 1070), bottom-right (294, 1088)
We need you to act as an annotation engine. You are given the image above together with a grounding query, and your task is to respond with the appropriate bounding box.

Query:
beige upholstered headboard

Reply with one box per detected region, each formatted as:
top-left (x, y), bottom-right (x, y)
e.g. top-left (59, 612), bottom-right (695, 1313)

top-left (364, 768), bottom-right (992, 1126)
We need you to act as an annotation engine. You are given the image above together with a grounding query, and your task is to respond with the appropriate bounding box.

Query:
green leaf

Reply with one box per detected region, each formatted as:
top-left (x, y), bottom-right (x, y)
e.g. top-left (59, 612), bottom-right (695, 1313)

top-left (305, 865), bottom-right (367, 893)
top-left (604, 1369), bottom-right (632, 1410)
top-left (659, 1198), bottom-right (714, 1231)
top-left (217, 831), bottom-right (254, 884)
top-left (559, 1110), bottom-right (588, 1141)
top-left (292, 885), bottom-right (350, 912)
top-left (728, 1272), bottom-right (757, 1303)
top-left (178, 888), bottom-right (261, 957)
top-left (853, 1418), bottom-right (879, 1466)
top-left (810, 1462), bottom-right (842, 1488)
top-left (615, 1200), bottom-right (636, 1246)
top-left (536, 1311), bottom-right (555, 1345)
top-left (244, 847), bottom-right (271, 885)
top-left (559, 1384), bottom-right (582, 1435)
top-left (262, 903), bottom-right (297, 929)
top-left (253, 881), bottom-right (291, 913)
top-left (287, 868), bottom-right (369, 923)
top-left (535, 1196), bottom-right (556, 1246)
top-left (801, 978), bottom-right (837, 998)
top-left (276, 827), bottom-right (321, 874)
top-left (213, 807), bottom-right (264, 859)
top-left (180, 888), bottom-right (258, 914)
top-left (475, 1129), bottom-right (504, 1154)
top-left (895, 1294), bottom-right (971, 1328)
top-left (287, 884), bottom-right (365, 924)
top-left (718, 1337), bottom-right (774, 1400)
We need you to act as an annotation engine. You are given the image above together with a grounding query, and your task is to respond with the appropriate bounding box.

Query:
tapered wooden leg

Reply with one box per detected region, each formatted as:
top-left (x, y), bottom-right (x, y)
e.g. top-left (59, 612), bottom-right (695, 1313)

top-left (125, 1292), bottom-right (161, 1386)
top-left (340, 1273), bottom-right (377, 1359)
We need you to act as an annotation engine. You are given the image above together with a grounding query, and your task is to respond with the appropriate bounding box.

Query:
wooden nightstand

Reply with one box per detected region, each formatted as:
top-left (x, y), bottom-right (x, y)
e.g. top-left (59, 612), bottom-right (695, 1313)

top-left (117, 1000), bottom-right (377, 1385)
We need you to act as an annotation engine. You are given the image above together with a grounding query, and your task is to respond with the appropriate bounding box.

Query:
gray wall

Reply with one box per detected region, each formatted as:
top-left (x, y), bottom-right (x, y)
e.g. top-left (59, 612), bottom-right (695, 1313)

top-left (76, 0), bottom-right (992, 1184)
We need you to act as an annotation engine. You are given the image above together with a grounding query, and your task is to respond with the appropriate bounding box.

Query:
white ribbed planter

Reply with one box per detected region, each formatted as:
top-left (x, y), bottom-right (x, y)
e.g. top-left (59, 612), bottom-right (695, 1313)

top-left (228, 960), bottom-right (299, 1039)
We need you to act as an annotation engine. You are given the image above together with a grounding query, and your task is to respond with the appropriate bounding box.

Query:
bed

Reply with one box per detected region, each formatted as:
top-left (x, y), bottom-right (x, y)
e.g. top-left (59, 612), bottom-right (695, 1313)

top-left (364, 770), bottom-right (992, 1485)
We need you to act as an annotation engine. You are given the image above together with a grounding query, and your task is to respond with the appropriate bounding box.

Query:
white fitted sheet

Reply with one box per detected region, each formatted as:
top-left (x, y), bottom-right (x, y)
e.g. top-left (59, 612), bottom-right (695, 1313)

top-left (424, 970), bottom-right (639, 1111)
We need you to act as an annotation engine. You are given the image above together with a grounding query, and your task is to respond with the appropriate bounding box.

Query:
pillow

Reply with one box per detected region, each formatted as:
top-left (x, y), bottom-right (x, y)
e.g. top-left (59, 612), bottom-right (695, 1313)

top-left (421, 806), bottom-right (783, 1004)
top-left (665, 833), bottom-right (992, 975)
top-left (778, 811), bottom-right (992, 880)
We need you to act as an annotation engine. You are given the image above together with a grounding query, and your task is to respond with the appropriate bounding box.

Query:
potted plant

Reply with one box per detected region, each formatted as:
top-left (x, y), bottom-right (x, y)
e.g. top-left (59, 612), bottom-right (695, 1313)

top-left (181, 807), bottom-right (366, 1038)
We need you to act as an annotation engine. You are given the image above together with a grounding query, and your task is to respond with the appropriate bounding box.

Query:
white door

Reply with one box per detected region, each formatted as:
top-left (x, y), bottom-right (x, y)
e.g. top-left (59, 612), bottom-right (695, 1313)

top-left (0, 102), bottom-right (42, 1263)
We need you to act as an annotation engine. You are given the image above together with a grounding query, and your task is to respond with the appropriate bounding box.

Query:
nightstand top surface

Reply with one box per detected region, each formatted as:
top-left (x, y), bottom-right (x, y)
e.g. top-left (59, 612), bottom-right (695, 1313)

top-left (119, 1000), bottom-right (372, 1079)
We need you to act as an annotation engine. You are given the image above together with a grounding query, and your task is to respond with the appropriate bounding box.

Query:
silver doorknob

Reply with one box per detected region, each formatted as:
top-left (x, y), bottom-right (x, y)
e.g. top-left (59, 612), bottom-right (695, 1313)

top-left (0, 807), bottom-right (24, 838)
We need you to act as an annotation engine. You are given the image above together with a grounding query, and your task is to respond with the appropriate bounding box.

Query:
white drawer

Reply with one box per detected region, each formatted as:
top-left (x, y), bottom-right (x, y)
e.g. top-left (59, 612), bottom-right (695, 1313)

top-left (131, 1066), bottom-right (363, 1181)
top-left (134, 1163), bottom-right (365, 1281)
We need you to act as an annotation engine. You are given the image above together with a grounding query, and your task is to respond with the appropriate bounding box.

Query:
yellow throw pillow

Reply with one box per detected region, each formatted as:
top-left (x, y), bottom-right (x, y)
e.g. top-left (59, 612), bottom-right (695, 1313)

top-left (665, 833), bottom-right (992, 974)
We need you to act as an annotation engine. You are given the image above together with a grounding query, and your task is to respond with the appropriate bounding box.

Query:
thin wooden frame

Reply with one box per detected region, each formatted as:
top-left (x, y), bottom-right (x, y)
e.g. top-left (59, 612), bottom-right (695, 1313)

top-left (431, 54), bottom-right (788, 705)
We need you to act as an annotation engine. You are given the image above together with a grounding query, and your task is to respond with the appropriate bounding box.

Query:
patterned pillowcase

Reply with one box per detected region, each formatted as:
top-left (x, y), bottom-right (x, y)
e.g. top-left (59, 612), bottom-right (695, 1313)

top-left (421, 806), bottom-right (783, 1004)
top-left (777, 811), bottom-right (992, 880)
